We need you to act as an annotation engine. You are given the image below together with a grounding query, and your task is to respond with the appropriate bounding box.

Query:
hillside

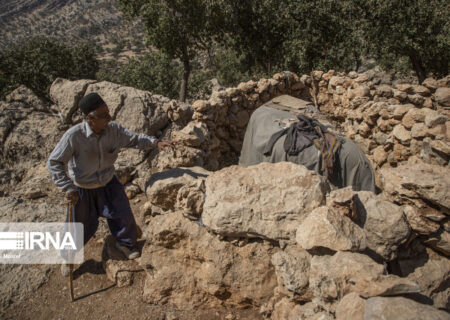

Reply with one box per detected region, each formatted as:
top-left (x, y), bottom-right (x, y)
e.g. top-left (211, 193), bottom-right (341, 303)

top-left (0, 0), bottom-right (146, 60)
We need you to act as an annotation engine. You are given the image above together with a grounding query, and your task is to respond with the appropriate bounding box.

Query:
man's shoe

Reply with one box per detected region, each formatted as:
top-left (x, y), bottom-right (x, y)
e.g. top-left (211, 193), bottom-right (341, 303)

top-left (61, 264), bottom-right (70, 277)
top-left (115, 242), bottom-right (140, 260)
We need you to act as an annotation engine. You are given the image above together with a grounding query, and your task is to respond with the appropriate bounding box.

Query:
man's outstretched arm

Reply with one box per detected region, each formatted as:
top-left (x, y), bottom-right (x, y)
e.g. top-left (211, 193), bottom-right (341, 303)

top-left (115, 123), bottom-right (175, 150)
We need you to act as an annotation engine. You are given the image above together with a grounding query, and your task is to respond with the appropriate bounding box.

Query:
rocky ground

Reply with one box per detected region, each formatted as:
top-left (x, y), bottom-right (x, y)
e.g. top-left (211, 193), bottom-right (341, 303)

top-left (0, 70), bottom-right (449, 320)
top-left (1, 194), bottom-right (261, 320)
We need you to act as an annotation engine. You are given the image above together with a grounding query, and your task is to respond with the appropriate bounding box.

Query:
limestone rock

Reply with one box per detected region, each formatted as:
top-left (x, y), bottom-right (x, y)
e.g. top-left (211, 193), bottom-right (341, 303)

top-left (102, 237), bottom-right (142, 287)
top-left (202, 162), bottom-right (329, 242)
top-left (192, 100), bottom-right (209, 112)
top-left (309, 251), bottom-right (384, 301)
top-left (358, 122), bottom-right (371, 137)
top-left (148, 144), bottom-right (205, 172)
top-left (425, 112), bottom-right (448, 127)
top-left (329, 76), bottom-right (345, 87)
top-left (393, 142), bottom-right (411, 162)
top-left (271, 247), bottom-right (312, 300)
top-left (422, 78), bottom-right (438, 91)
top-left (171, 122), bottom-right (209, 147)
top-left (408, 94), bottom-right (425, 106)
top-left (429, 139), bottom-right (450, 156)
top-left (424, 231), bottom-right (450, 257)
top-left (310, 251), bottom-right (420, 303)
top-left (349, 86), bottom-right (370, 99)
top-left (95, 82), bottom-right (168, 135)
top-left (393, 104), bottom-right (414, 120)
top-left (49, 78), bottom-right (96, 123)
top-left (353, 275), bottom-right (420, 298)
top-left (435, 87), bottom-right (450, 107)
top-left (335, 292), bottom-right (365, 320)
top-left (411, 123), bottom-right (429, 138)
top-left (269, 298), bottom-right (303, 320)
top-left (13, 164), bottom-right (56, 200)
top-left (104, 260), bottom-right (135, 287)
top-left (234, 110), bottom-right (250, 128)
top-left (176, 179), bottom-right (206, 221)
top-left (402, 108), bottom-right (426, 129)
top-left (395, 83), bottom-right (414, 94)
top-left (125, 183), bottom-right (141, 199)
top-left (145, 167), bottom-right (210, 211)
top-left (375, 85), bottom-right (393, 98)
top-left (393, 124), bottom-right (412, 144)
top-left (296, 206), bottom-right (367, 252)
top-left (372, 146), bottom-right (388, 166)
top-left (401, 251), bottom-right (450, 309)
top-left (379, 162), bottom-right (450, 211)
top-left (326, 186), bottom-right (358, 220)
top-left (364, 297), bottom-right (450, 320)
top-left (413, 85), bottom-right (431, 96)
top-left (237, 80), bottom-right (257, 93)
top-left (403, 205), bottom-right (440, 235)
top-left (356, 195), bottom-right (410, 260)
top-left (141, 212), bottom-right (277, 308)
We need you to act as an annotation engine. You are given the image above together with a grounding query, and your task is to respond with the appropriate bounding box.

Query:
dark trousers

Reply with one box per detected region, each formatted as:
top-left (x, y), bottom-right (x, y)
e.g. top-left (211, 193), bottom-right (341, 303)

top-left (67, 176), bottom-right (137, 248)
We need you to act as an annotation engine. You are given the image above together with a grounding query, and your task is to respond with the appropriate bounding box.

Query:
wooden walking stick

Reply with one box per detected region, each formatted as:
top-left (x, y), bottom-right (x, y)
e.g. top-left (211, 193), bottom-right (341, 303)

top-left (68, 201), bottom-right (75, 302)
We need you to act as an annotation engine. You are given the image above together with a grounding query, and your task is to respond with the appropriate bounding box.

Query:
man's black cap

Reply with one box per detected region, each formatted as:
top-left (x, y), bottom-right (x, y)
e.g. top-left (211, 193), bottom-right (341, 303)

top-left (78, 93), bottom-right (105, 115)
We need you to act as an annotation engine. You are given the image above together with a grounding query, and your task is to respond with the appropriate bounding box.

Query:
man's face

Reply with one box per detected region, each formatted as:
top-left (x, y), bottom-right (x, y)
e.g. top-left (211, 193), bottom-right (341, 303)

top-left (88, 104), bottom-right (112, 133)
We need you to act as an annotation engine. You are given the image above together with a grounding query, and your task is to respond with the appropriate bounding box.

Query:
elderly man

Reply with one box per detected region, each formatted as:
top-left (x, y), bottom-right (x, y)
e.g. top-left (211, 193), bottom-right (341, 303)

top-left (48, 93), bottom-right (173, 274)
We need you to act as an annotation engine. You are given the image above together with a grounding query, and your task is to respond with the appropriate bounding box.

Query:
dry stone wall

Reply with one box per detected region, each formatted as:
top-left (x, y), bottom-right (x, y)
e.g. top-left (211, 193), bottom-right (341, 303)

top-left (186, 70), bottom-right (449, 172)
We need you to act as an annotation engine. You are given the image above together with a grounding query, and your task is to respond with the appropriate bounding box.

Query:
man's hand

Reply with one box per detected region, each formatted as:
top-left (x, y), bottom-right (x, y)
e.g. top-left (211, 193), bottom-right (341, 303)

top-left (66, 191), bottom-right (79, 205)
top-left (157, 140), bottom-right (176, 150)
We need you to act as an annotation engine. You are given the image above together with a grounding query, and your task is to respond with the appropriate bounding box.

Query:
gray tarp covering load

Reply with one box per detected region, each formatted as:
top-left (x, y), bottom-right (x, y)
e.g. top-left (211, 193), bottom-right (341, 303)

top-left (239, 95), bottom-right (375, 192)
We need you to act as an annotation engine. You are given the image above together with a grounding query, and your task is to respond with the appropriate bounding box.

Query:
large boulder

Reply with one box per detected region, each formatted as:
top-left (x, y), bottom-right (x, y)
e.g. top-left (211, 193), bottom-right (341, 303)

top-left (87, 82), bottom-right (171, 171)
top-left (83, 81), bottom-right (170, 135)
top-left (140, 212), bottom-right (277, 308)
top-left (202, 162), bottom-right (329, 242)
top-left (49, 79), bottom-right (186, 173)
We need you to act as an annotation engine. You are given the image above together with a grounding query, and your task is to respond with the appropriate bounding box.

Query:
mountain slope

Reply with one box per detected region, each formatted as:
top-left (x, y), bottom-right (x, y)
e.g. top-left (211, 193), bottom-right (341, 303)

top-left (0, 0), bottom-right (146, 58)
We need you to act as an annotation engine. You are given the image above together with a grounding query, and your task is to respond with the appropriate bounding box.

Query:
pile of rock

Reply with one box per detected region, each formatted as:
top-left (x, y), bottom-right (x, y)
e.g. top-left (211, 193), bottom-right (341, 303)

top-left (140, 162), bottom-right (449, 319)
top-left (187, 70), bottom-right (449, 172)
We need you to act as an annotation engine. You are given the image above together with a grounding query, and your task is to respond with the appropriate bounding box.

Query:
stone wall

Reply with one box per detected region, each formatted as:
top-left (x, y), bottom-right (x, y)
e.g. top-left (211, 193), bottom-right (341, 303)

top-left (183, 70), bottom-right (449, 173)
